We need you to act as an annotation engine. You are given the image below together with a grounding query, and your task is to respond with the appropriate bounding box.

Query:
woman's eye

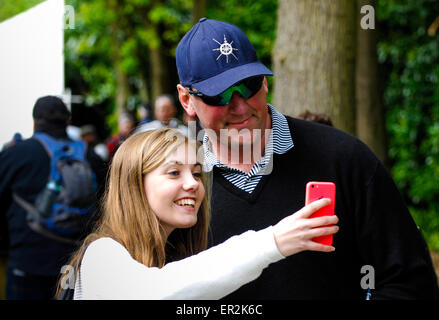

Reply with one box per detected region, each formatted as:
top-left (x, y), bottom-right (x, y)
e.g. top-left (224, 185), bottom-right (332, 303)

top-left (193, 172), bottom-right (202, 179)
top-left (168, 170), bottom-right (180, 177)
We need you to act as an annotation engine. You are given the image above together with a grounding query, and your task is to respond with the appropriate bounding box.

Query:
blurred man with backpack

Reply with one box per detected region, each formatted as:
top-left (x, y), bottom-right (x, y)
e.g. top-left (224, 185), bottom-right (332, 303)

top-left (0, 96), bottom-right (106, 300)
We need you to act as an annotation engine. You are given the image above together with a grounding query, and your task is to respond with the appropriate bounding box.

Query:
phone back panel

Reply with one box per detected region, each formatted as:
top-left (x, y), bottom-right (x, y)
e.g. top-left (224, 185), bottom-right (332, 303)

top-left (305, 181), bottom-right (336, 246)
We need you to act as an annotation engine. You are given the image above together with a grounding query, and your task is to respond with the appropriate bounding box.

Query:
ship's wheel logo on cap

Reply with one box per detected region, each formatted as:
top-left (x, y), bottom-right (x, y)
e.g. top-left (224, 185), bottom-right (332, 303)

top-left (212, 35), bottom-right (238, 63)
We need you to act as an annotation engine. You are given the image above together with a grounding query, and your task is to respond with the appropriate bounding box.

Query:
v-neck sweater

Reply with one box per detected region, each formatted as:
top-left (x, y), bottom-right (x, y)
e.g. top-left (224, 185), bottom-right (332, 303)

top-left (208, 116), bottom-right (439, 299)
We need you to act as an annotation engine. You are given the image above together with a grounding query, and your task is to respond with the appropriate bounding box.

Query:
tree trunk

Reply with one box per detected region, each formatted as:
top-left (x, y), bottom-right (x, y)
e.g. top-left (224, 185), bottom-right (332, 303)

top-left (149, 43), bottom-right (175, 102)
top-left (146, 5), bottom-right (178, 104)
top-left (273, 0), bottom-right (356, 135)
top-left (109, 24), bottom-right (131, 113)
top-left (138, 74), bottom-right (150, 104)
top-left (356, 0), bottom-right (389, 167)
top-left (114, 60), bottom-right (130, 112)
top-left (192, 0), bottom-right (207, 24)
top-left (109, 0), bottom-right (130, 113)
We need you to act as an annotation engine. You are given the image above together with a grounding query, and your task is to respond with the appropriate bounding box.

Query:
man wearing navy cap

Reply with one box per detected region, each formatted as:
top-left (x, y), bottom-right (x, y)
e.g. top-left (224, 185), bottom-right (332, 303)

top-left (176, 18), bottom-right (439, 299)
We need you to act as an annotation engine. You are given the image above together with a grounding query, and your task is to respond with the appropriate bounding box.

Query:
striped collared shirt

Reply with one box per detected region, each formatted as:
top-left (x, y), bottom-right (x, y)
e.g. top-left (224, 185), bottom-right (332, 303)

top-left (203, 104), bottom-right (294, 193)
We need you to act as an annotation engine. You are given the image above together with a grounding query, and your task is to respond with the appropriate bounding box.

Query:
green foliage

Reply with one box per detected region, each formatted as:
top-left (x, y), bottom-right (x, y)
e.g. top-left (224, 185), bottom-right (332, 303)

top-left (0, 0), bottom-right (44, 22)
top-left (64, 0), bottom-right (193, 112)
top-left (65, 0), bottom-right (115, 108)
top-left (377, 0), bottom-right (439, 250)
top-left (411, 206), bottom-right (439, 251)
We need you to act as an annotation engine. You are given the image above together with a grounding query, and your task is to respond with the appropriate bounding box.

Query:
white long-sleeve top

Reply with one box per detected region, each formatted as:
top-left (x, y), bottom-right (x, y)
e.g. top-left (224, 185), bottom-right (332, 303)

top-left (73, 226), bottom-right (284, 300)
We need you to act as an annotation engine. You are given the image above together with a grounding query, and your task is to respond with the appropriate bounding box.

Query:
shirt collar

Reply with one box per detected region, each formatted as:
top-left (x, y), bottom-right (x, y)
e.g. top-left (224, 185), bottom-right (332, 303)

top-left (202, 104), bottom-right (294, 172)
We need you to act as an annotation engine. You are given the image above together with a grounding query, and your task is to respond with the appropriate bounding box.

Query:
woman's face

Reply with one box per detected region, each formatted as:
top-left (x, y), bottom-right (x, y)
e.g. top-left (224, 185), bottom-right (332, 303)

top-left (143, 143), bottom-right (205, 237)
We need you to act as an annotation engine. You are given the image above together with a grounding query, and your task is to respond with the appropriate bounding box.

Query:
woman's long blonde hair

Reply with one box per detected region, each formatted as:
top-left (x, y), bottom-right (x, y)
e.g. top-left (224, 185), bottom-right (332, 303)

top-left (56, 128), bottom-right (209, 297)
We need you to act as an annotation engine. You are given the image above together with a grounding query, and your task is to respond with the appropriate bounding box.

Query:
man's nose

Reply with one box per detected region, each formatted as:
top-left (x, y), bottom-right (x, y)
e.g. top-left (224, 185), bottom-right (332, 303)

top-left (228, 92), bottom-right (248, 114)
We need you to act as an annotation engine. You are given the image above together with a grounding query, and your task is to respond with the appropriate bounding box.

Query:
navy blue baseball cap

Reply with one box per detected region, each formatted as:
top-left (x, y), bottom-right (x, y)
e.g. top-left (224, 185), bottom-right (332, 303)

top-left (176, 18), bottom-right (273, 97)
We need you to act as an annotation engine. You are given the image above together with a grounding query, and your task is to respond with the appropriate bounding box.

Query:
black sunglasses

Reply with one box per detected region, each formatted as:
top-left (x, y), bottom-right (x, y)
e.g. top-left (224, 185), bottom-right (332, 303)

top-left (186, 76), bottom-right (264, 106)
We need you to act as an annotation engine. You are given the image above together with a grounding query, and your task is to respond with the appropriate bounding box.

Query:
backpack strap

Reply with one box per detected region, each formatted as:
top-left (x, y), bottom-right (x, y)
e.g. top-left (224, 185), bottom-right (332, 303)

top-left (12, 192), bottom-right (79, 245)
top-left (32, 132), bottom-right (55, 158)
top-left (33, 132), bottom-right (88, 182)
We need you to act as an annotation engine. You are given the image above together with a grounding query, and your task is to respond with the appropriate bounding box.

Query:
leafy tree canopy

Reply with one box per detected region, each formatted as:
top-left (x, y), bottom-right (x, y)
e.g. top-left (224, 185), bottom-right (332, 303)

top-left (378, 0), bottom-right (439, 249)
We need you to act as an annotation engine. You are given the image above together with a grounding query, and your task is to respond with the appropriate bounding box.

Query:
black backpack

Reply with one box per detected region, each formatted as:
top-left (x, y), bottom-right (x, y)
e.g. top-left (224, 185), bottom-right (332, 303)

top-left (14, 132), bottom-right (97, 245)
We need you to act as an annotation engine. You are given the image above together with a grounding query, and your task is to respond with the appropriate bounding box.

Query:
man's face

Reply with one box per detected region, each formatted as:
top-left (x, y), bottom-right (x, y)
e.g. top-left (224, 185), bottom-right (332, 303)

top-left (155, 101), bottom-right (177, 125)
top-left (119, 120), bottom-right (134, 138)
top-left (178, 77), bottom-right (271, 151)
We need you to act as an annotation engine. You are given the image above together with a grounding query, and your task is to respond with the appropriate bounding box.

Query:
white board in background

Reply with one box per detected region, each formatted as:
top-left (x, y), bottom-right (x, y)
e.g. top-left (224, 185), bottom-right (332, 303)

top-left (0, 0), bottom-right (65, 148)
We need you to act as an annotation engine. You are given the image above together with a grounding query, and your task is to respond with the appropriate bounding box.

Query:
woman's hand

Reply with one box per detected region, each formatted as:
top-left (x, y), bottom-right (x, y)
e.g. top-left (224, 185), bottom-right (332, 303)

top-left (272, 198), bottom-right (339, 257)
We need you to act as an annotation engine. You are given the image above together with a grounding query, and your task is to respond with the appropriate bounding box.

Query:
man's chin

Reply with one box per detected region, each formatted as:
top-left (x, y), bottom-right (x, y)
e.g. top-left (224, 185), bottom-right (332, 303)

top-left (227, 128), bottom-right (266, 147)
top-left (217, 134), bottom-right (264, 163)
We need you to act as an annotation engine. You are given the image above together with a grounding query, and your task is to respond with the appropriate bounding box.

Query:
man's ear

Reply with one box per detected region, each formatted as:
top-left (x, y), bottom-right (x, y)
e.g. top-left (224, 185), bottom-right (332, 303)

top-left (262, 76), bottom-right (269, 95)
top-left (177, 84), bottom-right (197, 117)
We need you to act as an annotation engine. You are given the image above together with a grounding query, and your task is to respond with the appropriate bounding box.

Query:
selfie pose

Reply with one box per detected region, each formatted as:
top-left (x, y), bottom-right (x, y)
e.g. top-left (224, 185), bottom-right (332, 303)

top-left (57, 128), bottom-right (338, 300)
top-left (176, 18), bottom-right (439, 299)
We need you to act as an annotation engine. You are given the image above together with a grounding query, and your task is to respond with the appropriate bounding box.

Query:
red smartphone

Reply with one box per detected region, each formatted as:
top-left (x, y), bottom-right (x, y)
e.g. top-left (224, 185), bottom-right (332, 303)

top-left (305, 181), bottom-right (336, 246)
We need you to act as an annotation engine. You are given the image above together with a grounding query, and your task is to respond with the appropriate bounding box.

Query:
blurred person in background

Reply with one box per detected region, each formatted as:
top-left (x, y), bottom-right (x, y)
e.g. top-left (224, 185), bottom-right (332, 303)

top-left (136, 95), bottom-right (187, 135)
top-left (0, 96), bottom-right (106, 300)
top-left (136, 103), bottom-right (153, 126)
top-left (80, 124), bottom-right (109, 162)
top-left (106, 112), bottom-right (135, 160)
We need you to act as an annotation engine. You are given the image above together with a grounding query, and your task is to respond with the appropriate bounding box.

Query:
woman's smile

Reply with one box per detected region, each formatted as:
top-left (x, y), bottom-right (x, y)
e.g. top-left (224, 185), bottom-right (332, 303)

top-left (143, 143), bottom-right (205, 237)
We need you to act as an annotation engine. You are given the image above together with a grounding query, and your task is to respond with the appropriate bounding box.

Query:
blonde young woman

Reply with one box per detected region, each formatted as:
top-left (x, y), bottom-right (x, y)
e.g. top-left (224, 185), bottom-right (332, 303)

top-left (56, 128), bottom-right (338, 299)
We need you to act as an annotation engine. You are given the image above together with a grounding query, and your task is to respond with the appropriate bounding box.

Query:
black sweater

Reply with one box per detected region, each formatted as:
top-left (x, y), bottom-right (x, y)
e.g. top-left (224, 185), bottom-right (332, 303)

top-left (208, 116), bottom-right (439, 299)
